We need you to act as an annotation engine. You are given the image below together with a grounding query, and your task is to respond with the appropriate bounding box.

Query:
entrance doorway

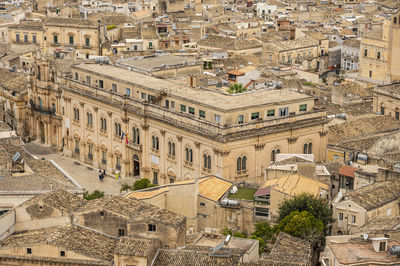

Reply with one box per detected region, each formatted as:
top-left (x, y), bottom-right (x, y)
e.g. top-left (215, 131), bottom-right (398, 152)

top-left (39, 121), bottom-right (45, 143)
top-left (133, 154), bottom-right (140, 177)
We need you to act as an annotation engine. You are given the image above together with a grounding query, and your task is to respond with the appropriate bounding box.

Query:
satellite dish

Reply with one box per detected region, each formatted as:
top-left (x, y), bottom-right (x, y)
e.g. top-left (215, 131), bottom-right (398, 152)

top-left (363, 234), bottom-right (368, 240)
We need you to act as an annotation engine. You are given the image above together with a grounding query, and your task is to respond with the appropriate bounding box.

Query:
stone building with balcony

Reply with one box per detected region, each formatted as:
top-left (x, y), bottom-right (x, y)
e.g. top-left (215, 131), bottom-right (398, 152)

top-left (43, 17), bottom-right (102, 59)
top-left (0, 69), bottom-right (29, 136)
top-left (29, 57), bottom-right (328, 184)
top-left (8, 20), bottom-right (44, 49)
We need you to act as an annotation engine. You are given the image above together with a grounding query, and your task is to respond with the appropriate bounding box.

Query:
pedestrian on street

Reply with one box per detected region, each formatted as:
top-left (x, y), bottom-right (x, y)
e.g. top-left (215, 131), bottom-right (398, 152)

top-left (98, 169), bottom-right (102, 181)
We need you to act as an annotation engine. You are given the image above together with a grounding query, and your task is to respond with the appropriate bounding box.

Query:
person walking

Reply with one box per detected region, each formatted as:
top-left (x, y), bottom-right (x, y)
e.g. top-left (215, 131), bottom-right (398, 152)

top-left (98, 169), bottom-right (102, 182)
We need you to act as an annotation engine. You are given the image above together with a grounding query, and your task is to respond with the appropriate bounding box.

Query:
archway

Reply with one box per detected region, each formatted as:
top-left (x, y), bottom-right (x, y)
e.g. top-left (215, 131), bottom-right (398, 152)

top-left (39, 121), bottom-right (45, 143)
top-left (133, 154), bottom-right (140, 177)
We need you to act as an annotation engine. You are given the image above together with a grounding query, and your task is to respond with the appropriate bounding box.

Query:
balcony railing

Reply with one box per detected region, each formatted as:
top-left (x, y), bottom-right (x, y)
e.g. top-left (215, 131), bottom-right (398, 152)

top-left (60, 77), bottom-right (327, 141)
top-left (30, 100), bottom-right (56, 116)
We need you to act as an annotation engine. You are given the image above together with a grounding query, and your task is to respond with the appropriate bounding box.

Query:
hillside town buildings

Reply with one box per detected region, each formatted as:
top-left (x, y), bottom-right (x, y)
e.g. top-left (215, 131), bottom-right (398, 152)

top-left (1, 0), bottom-right (400, 264)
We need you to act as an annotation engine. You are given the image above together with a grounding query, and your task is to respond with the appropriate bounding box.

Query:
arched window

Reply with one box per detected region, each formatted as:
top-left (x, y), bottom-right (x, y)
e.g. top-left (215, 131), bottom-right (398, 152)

top-left (203, 154), bottom-right (211, 169)
top-left (271, 148), bottom-right (280, 162)
top-left (114, 122), bottom-right (121, 136)
top-left (100, 117), bottom-right (107, 130)
top-left (237, 155), bottom-right (247, 171)
top-left (132, 127), bottom-right (140, 144)
top-left (237, 157), bottom-right (242, 171)
top-left (52, 103), bottom-right (56, 113)
top-left (303, 142), bottom-right (312, 154)
top-left (73, 107), bottom-right (80, 121)
top-left (185, 147), bottom-right (193, 162)
top-left (152, 135), bottom-right (159, 150)
top-left (87, 112), bottom-right (93, 126)
top-left (168, 141), bottom-right (175, 156)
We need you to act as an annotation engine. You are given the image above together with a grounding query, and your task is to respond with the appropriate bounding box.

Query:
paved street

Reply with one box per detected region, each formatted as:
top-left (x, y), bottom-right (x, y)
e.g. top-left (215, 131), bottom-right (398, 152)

top-left (24, 142), bottom-right (131, 195)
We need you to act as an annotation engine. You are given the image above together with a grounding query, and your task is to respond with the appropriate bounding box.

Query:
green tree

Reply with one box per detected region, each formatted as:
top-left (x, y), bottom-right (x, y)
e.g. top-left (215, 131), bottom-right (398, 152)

top-left (132, 178), bottom-right (151, 190)
top-left (83, 190), bottom-right (104, 200)
top-left (251, 221), bottom-right (275, 253)
top-left (228, 84), bottom-right (246, 94)
top-left (132, 178), bottom-right (159, 191)
top-left (276, 210), bottom-right (323, 240)
top-left (120, 184), bottom-right (131, 192)
top-left (278, 193), bottom-right (333, 234)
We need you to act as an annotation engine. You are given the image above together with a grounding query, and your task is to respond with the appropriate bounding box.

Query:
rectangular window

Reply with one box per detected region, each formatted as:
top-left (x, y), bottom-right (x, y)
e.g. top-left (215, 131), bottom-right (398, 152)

top-left (153, 171), bottom-right (158, 184)
top-left (54, 35), bottom-right (58, 44)
top-left (147, 95), bottom-right (155, 102)
top-left (112, 84), bottom-right (117, 92)
top-left (118, 229), bottom-right (125, 236)
top-left (60, 251), bottom-right (65, 257)
top-left (279, 107), bottom-right (288, 117)
top-left (199, 110), bottom-right (206, 118)
top-left (16, 33), bottom-right (20, 42)
top-left (299, 104), bottom-right (307, 112)
top-left (189, 107), bottom-right (195, 115)
top-left (148, 224), bottom-right (156, 231)
top-left (102, 151), bottom-right (106, 164)
top-left (24, 34), bottom-right (28, 42)
top-left (86, 76), bottom-right (91, 84)
top-left (339, 212), bottom-right (343, 221)
top-left (149, 42), bottom-right (153, 49)
top-left (380, 242), bottom-right (386, 251)
top-left (165, 100), bottom-right (169, 109)
top-left (396, 111), bottom-right (399, 120)
top-left (180, 104), bottom-right (186, 112)
top-left (32, 35), bottom-right (37, 43)
top-left (116, 156), bottom-right (121, 170)
top-left (200, 202), bottom-right (206, 206)
top-left (141, 92), bottom-right (146, 99)
top-left (267, 109), bottom-right (275, 117)
top-left (171, 101), bottom-right (175, 109)
top-left (27, 248), bottom-right (32, 254)
top-left (381, 107), bottom-right (385, 115)
top-left (377, 51), bottom-right (381, 60)
top-left (69, 36), bottom-right (74, 45)
top-left (85, 37), bottom-right (90, 47)
top-left (251, 112), bottom-right (260, 120)
top-left (238, 114), bottom-right (244, 124)
top-left (364, 49), bottom-right (367, 56)
top-left (352, 215), bottom-right (356, 223)
top-left (75, 139), bottom-right (80, 153)
top-left (88, 145), bottom-right (93, 159)
top-left (125, 88), bottom-right (130, 96)
top-left (214, 114), bottom-right (221, 123)
top-left (99, 80), bottom-right (104, 88)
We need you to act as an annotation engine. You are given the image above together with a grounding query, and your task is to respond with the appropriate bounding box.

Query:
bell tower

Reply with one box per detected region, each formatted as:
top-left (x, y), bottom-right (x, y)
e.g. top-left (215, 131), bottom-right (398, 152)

top-left (388, 11), bottom-right (400, 82)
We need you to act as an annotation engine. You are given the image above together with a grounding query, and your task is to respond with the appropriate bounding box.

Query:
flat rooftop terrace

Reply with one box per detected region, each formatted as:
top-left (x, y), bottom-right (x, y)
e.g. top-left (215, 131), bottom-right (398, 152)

top-left (75, 63), bottom-right (313, 111)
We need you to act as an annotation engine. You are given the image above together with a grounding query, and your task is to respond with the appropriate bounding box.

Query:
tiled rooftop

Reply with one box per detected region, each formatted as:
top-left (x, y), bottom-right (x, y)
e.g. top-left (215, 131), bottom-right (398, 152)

top-left (114, 237), bottom-right (154, 256)
top-left (0, 138), bottom-right (79, 192)
top-left (75, 195), bottom-right (186, 228)
top-left (349, 180), bottom-right (400, 211)
top-left (197, 35), bottom-right (262, 50)
top-left (152, 248), bottom-right (242, 265)
top-left (0, 225), bottom-right (118, 263)
top-left (329, 115), bottom-right (400, 142)
top-left (23, 189), bottom-right (87, 213)
top-left (261, 173), bottom-right (329, 197)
